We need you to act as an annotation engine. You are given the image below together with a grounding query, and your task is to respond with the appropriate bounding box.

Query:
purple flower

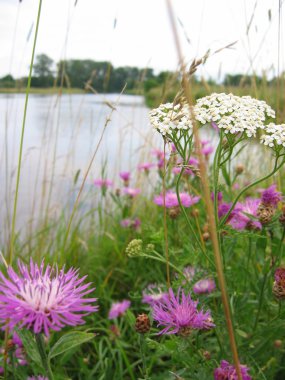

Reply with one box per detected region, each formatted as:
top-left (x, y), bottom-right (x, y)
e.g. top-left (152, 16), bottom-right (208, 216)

top-left (274, 267), bottom-right (285, 283)
top-left (108, 300), bottom-right (131, 319)
top-left (138, 163), bottom-right (154, 172)
top-left (214, 360), bottom-right (252, 380)
top-left (152, 149), bottom-right (165, 160)
top-left (229, 198), bottom-right (262, 230)
top-left (12, 332), bottom-right (23, 347)
top-left (157, 158), bottom-right (165, 169)
top-left (94, 179), bottom-right (113, 188)
top-left (119, 172), bottom-right (131, 182)
top-left (260, 184), bottom-right (282, 207)
top-left (120, 218), bottom-right (141, 230)
top-left (193, 278), bottom-right (216, 294)
top-left (201, 145), bottom-right (214, 156)
top-left (0, 260), bottom-right (98, 336)
top-left (211, 192), bottom-right (223, 203)
top-left (123, 187), bottom-right (141, 197)
top-left (27, 377), bottom-right (48, 380)
top-left (152, 288), bottom-right (214, 335)
top-left (142, 284), bottom-right (169, 306)
top-left (154, 191), bottom-right (200, 208)
top-left (218, 202), bottom-right (233, 220)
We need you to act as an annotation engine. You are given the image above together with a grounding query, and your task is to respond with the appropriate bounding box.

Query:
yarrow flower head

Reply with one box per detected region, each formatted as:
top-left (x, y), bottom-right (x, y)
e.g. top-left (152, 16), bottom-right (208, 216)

top-left (152, 288), bottom-right (214, 336)
top-left (261, 123), bottom-right (285, 148)
top-left (150, 94), bottom-right (275, 141)
top-left (0, 260), bottom-right (98, 336)
top-left (108, 300), bottom-right (131, 319)
top-left (260, 184), bottom-right (282, 207)
top-left (194, 93), bottom-right (275, 138)
top-left (154, 191), bottom-right (200, 208)
top-left (193, 278), bottom-right (216, 294)
top-left (214, 360), bottom-right (252, 380)
top-left (149, 102), bottom-right (193, 138)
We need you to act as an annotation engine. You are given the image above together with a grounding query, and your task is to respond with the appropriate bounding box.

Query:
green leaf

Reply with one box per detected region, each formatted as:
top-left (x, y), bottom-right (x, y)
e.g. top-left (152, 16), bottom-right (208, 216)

top-left (48, 331), bottom-right (94, 360)
top-left (221, 165), bottom-right (231, 187)
top-left (15, 328), bottom-right (43, 369)
top-left (236, 329), bottom-right (249, 338)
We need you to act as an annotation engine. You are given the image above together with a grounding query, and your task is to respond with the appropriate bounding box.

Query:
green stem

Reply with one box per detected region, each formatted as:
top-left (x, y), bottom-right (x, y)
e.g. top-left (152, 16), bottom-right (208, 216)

top-left (253, 271), bottom-right (269, 332)
top-left (35, 334), bottom-right (54, 380)
top-left (139, 334), bottom-right (149, 379)
top-left (220, 155), bottom-right (285, 229)
top-left (9, 0), bottom-right (43, 263)
top-left (175, 161), bottom-right (215, 268)
top-left (278, 227), bottom-right (285, 264)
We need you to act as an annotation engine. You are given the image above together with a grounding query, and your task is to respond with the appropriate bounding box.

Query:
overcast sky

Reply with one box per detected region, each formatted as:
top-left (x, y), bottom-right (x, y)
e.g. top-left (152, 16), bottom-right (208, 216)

top-left (0, 0), bottom-right (283, 79)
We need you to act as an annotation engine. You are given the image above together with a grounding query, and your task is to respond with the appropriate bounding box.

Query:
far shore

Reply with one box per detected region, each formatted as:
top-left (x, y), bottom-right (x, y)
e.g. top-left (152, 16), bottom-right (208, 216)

top-left (0, 87), bottom-right (144, 96)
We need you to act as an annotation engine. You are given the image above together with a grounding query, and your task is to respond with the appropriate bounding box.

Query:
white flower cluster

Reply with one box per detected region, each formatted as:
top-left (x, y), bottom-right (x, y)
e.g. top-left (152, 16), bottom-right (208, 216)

top-left (194, 93), bottom-right (275, 137)
top-left (260, 123), bottom-right (285, 147)
top-left (149, 93), bottom-right (285, 150)
top-left (149, 102), bottom-right (194, 136)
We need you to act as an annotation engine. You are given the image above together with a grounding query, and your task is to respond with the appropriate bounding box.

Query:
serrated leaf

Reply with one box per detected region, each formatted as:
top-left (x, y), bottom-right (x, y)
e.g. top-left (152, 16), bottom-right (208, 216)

top-left (48, 331), bottom-right (94, 360)
top-left (15, 328), bottom-right (43, 369)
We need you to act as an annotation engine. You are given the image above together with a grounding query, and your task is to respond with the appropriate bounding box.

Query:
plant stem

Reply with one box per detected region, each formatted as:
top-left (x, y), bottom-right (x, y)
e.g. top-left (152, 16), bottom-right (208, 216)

top-left (139, 334), bottom-right (149, 379)
top-left (35, 334), bottom-right (54, 380)
top-left (165, 1), bottom-right (242, 378)
top-left (163, 140), bottom-right (171, 287)
top-left (9, 0), bottom-right (43, 263)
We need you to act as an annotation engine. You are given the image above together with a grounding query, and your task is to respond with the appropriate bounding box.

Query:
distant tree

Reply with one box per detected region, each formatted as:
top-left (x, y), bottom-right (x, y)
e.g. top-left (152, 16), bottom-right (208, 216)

top-left (32, 54), bottom-right (54, 87)
top-left (57, 60), bottom-right (111, 91)
top-left (0, 74), bottom-right (15, 88)
top-left (224, 74), bottom-right (262, 87)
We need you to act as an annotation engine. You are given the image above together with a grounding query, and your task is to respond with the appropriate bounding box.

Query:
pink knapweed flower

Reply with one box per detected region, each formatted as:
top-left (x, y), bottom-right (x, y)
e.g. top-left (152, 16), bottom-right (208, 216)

top-left (214, 360), bottom-right (252, 380)
top-left (119, 172), bottom-right (130, 182)
top-left (229, 198), bottom-right (262, 230)
top-left (138, 163), bottom-right (154, 172)
top-left (120, 218), bottom-right (141, 230)
top-left (154, 191), bottom-right (200, 208)
top-left (123, 187), bottom-right (141, 197)
top-left (142, 284), bottom-right (168, 306)
top-left (108, 300), bottom-right (131, 319)
top-left (0, 260), bottom-right (98, 336)
top-left (201, 145), bottom-right (214, 156)
top-left (274, 267), bottom-right (285, 286)
top-left (94, 179), bottom-right (113, 188)
top-left (218, 202), bottom-right (234, 220)
top-left (193, 278), bottom-right (216, 294)
top-left (151, 149), bottom-right (165, 160)
top-left (260, 184), bottom-right (282, 207)
top-left (152, 288), bottom-right (214, 335)
top-left (27, 377), bottom-right (48, 380)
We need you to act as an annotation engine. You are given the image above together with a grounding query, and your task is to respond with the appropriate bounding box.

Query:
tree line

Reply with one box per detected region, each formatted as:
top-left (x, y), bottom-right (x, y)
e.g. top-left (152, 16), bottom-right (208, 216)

top-left (0, 53), bottom-right (280, 92)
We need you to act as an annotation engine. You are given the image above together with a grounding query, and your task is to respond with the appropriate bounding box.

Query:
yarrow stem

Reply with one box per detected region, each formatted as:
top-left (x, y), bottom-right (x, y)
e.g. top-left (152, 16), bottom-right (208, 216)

top-left (35, 333), bottom-right (54, 380)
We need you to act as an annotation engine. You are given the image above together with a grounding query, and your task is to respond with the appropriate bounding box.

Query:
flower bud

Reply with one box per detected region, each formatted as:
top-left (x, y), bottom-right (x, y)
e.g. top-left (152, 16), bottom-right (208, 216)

top-left (135, 314), bottom-right (151, 334)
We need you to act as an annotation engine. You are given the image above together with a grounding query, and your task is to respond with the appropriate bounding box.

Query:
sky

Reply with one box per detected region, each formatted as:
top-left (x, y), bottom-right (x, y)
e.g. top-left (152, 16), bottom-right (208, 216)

top-left (0, 0), bottom-right (284, 80)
